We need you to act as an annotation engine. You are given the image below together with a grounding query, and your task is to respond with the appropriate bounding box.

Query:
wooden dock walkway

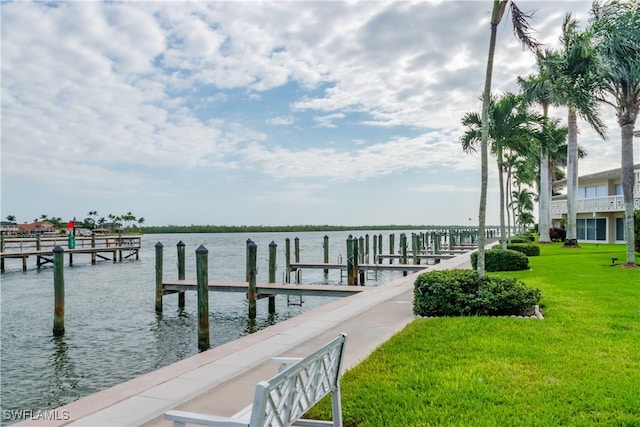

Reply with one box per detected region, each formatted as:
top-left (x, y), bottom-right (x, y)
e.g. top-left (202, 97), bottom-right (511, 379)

top-left (162, 280), bottom-right (366, 298)
top-left (375, 254), bottom-right (457, 261)
top-left (289, 262), bottom-right (429, 273)
top-left (0, 236), bottom-right (142, 272)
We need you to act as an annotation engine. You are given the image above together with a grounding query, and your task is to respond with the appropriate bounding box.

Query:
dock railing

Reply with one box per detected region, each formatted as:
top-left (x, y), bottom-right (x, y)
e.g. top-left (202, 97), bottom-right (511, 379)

top-left (1, 234), bottom-right (142, 252)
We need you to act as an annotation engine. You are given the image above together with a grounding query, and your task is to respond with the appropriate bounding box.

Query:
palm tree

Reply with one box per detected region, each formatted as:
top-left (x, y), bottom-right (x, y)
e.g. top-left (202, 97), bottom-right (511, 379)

top-left (547, 15), bottom-right (607, 247)
top-left (589, 0), bottom-right (640, 266)
top-left (538, 119), bottom-right (569, 226)
top-left (519, 211), bottom-right (536, 229)
top-left (475, 0), bottom-right (540, 276)
top-left (511, 188), bottom-right (535, 233)
top-left (6, 215), bottom-right (16, 223)
top-left (462, 92), bottom-right (539, 250)
top-left (518, 49), bottom-right (568, 243)
top-left (509, 156), bottom-right (537, 235)
top-left (87, 211), bottom-right (98, 229)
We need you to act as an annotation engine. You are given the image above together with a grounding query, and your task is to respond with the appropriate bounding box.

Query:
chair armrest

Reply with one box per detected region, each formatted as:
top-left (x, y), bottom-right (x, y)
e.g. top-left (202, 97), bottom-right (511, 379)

top-left (165, 410), bottom-right (249, 427)
top-left (270, 357), bottom-right (303, 372)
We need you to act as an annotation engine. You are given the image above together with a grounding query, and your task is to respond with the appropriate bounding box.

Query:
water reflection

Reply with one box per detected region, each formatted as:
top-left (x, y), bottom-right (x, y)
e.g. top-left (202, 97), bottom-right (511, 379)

top-left (151, 311), bottom-right (196, 366)
top-left (45, 336), bottom-right (77, 407)
top-left (243, 313), bottom-right (277, 334)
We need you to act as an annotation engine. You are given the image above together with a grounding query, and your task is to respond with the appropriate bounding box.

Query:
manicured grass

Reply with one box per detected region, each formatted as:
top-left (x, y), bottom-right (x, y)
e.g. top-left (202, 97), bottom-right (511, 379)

top-left (307, 244), bottom-right (640, 426)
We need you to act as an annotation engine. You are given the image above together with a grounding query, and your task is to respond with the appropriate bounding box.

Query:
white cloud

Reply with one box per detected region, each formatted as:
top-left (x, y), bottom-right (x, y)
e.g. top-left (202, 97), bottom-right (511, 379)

top-left (266, 116), bottom-right (295, 126)
top-left (241, 132), bottom-right (476, 182)
top-left (3, 0), bottom-right (633, 227)
top-left (314, 113), bottom-right (346, 128)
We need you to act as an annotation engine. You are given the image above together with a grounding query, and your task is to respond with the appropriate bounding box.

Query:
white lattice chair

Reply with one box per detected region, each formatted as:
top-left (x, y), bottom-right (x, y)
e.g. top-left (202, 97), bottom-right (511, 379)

top-left (165, 333), bottom-right (348, 427)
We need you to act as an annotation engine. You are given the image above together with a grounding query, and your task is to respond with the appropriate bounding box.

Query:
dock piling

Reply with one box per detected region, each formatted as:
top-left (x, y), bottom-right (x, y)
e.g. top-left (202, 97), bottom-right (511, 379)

top-left (323, 235), bottom-right (329, 274)
top-left (389, 233), bottom-right (395, 264)
top-left (53, 246), bottom-right (65, 336)
top-left (248, 242), bottom-right (257, 319)
top-left (285, 238), bottom-right (291, 283)
top-left (177, 241), bottom-right (186, 308)
top-left (155, 242), bottom-right (163, 313)
top-left (268, 241), bottom-right (276, 314)
top-left (365, 234), bottom-right (370, 264)
top-left (373, 235), bottom-right (378, 266)
top-left (400, 233), bottom-right (408, 276)
top-left (358, 236), bottom-right (365, 285)
top-left (245, 239), bottom-right (252, 282)
top-left (196, 245), bottom-right (210, 351)
top-left (294, 237), bottom-right (301, 283)
top-left (346, 236), bottom-right (355, 286)
top-left (91, 234), bottom-right (96, 264)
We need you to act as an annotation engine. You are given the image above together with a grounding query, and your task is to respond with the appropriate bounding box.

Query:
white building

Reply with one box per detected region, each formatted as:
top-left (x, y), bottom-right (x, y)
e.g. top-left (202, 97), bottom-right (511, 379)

top-left (550, 164), bottom-right (640, 243)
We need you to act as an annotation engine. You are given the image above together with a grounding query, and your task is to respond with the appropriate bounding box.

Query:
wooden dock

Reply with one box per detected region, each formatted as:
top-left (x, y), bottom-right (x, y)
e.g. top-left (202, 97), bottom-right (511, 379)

top-left (0, 236), bottom-right (142, 272)
top-left (162, 280), bottom-right (365, 298)
top-left (375, 254), bottom-right (457, 261)
top-left (289, 262), bottom-right (429, 273)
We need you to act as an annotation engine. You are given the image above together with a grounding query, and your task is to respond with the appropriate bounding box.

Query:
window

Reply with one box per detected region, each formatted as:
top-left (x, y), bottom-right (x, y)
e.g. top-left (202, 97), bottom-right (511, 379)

top-left (615, 217), bottom-right (625, 241)
top-left (577, 218), bottom-right (607, 241)
top-left (579, 185), bottom-right (606, 199)
top-left (614, 184), bottom-right (623, 195)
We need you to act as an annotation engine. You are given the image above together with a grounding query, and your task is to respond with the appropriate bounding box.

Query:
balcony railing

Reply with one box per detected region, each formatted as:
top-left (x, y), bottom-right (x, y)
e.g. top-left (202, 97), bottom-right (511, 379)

top-left (551, 195), bottom-right (640, 216)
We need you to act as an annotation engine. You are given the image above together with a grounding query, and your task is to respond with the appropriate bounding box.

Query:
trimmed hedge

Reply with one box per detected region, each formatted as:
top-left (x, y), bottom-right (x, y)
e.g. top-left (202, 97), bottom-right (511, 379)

top-left (507, 243), bottom-right (540, 256)
top-left (509, 236), bottom-right (531, 244)
top-left (413, 269), bottom-right (542, 316)
top-left (471, 248), bottom-right (529, 271)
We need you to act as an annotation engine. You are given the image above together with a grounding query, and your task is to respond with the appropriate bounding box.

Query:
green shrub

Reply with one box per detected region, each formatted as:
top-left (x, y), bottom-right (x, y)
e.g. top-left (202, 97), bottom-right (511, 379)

top-left (507, 243), bottom-right (540, 256)
top-left (413, 269), bottom-right (542, 316)
top-left (509, 236), bottom-right (530, 244)
top-left (471, 248), bottom-right (529, 271)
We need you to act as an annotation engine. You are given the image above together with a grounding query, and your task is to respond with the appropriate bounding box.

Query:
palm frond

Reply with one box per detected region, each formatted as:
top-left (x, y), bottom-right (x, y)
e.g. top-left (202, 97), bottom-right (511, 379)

top-left (509, 2), bottom-right (541, 52)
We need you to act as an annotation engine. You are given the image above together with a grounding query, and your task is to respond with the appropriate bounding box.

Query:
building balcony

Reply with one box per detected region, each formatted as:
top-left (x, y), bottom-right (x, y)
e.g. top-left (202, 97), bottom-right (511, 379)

top-left (551, 195), bottom-right (640, 216)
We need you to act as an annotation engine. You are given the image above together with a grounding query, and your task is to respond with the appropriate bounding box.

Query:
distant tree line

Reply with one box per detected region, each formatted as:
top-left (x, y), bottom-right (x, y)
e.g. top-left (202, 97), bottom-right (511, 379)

top-left (140, 224), bottom-right (483, 234)
top-left (4, 212), bottom-right (145, 232)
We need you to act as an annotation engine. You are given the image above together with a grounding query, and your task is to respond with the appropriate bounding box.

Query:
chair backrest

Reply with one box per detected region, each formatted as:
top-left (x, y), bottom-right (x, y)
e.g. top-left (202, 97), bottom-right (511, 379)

top-left (249, 333), bottom-right (347, 426)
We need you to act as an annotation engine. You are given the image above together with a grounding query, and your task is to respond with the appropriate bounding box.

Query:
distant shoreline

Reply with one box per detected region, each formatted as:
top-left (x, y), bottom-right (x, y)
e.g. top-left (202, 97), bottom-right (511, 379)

top-left (139, 224), bottom-right (487, 234)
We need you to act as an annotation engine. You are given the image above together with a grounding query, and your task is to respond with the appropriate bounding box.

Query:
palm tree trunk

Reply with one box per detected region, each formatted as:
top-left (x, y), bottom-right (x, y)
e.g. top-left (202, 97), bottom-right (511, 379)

top-left (506, 165), bottom-right (513, 242)
top-left (564, 106), bottom-right (579, 247)
top-left (497, 151), bottom-right (507, 249)
top-left (539, 149), bottom-right (551, 242)
top-left (477, 0), bottom-right (510, 276)
top-left (538, 105), bottom-right (552, 243)
top-left (620, 123), bottom-right (636, 265)
top-left (477, 22), bottom-right (501, 276)
top-left (507, 179), bottom-right (513, 241)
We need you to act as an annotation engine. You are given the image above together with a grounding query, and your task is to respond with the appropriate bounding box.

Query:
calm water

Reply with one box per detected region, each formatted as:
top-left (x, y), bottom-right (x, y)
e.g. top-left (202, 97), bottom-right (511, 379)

top-left (0, 231), bottom-right (412, 424)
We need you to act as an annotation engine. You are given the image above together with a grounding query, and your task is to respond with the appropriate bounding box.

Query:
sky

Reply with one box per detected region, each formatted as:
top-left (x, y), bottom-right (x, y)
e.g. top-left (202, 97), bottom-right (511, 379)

top-left (1, 0), bottom-right (638, 227)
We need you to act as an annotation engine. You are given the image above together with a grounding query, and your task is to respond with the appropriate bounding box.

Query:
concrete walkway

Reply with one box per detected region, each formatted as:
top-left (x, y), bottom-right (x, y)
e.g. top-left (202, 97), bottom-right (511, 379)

top-left (16, 251), bottom-right (475, 427)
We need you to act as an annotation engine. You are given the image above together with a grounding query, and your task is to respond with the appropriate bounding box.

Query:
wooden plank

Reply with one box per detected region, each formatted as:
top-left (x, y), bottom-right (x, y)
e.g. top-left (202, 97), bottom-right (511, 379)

top-left (376, 254), bottom-right (456, 260)
top-left (162, 280), bottom-right (365, 297)
top-left (289, 262), bottom-right (429, 272)
top-left (0, 246), bottom-right (138, 258)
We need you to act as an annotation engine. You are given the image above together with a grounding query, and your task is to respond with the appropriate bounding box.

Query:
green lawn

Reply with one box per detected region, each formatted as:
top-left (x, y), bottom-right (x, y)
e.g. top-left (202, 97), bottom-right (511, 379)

top-left (308, 243), bottom-right (640, 426)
